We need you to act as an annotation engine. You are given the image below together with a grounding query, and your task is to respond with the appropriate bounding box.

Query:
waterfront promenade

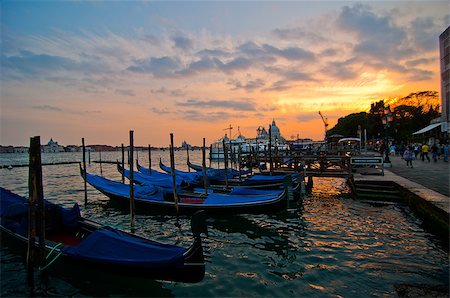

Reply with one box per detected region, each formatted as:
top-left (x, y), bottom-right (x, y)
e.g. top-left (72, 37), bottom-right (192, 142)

top-left (386, 154), bottom-right (449, 197)
top-left (354, 152), bottom-right (449, 218)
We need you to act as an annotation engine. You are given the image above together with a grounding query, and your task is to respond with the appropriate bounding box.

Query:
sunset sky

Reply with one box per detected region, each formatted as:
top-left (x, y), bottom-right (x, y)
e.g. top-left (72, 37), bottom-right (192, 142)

top-left (1, 1), bottom-right (448, 147)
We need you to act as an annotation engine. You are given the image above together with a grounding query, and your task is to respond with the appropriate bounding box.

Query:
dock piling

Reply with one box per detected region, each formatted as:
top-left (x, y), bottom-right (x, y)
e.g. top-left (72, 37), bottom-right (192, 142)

top-left (169, 133), bottom-right (179, 214)
top-left (202, 138), bottom-right (208, 195)
top-left (129, 131), bottom-right (135, 232)
top-left (82, 138), bottom-right (87, 205)
top-left (148, 144), bottom-right (152, 175)
top-left (27, 136), bottom-right (46, 292)
top-left (121, 144), bottom-right (125, 184)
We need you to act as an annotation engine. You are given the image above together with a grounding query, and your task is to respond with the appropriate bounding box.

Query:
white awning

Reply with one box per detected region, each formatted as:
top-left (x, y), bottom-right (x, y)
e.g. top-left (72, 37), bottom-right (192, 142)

top-left (338, 137), bottom-right (360, 142)
top-left (412, 122), bottom-right (442, 135)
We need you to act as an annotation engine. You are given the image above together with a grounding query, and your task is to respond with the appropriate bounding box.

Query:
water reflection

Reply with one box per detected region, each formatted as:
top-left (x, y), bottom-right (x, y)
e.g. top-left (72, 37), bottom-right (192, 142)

top-left (1, 152), bottom-right (449, 297)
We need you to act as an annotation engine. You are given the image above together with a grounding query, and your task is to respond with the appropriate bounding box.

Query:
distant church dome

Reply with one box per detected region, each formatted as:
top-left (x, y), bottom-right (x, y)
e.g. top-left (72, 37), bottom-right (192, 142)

top-left (271, 120), bottom-right (280, 134)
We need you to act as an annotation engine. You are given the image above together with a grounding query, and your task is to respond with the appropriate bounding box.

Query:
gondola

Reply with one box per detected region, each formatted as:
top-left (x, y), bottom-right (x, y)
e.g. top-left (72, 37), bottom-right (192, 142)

top-left (118, 163), bottom-right (190, 188)
top-left (186, 160), bottom-right (252, 176)
top-left (121, 163), bottom-right (287, 196)
top-left (0, 187), bottom-right (207, 283)
top-left (160, 160), bottom-right (302, 190)
top-left (82, 167), bottom-right (290, 215)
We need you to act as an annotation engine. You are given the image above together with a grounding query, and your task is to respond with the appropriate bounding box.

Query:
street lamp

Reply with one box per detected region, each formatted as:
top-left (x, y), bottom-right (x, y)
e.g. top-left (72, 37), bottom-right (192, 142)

top-left (381, 105), bottom-right (394, 164)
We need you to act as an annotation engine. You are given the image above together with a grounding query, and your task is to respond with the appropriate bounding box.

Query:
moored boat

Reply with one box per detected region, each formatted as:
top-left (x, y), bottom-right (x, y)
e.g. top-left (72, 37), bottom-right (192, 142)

top-left (82, 168), bottom-right (290, 215)
top-left (0, 187), bottom-right (207, 283)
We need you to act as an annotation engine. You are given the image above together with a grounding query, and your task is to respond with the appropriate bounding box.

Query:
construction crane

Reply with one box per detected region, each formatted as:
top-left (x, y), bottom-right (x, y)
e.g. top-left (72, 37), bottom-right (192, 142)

top-left (318, 111), bottom-right (329, 140)
top-left (223, 124), bottom-right (233, 138)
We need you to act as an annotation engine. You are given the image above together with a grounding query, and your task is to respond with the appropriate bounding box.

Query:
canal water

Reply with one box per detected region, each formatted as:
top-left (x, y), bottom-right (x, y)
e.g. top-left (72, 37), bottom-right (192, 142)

top-left (1, 151), bottom-right (448, 297)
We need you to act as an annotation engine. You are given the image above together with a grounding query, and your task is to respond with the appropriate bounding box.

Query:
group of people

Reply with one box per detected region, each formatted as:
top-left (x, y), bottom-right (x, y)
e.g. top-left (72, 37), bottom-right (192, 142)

top-left (401, 142), bottom-right (449, 168)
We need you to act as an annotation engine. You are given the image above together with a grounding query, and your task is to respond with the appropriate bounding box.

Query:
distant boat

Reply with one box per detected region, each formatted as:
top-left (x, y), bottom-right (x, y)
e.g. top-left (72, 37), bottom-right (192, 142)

top-left (0, 187), bottom-right (207, 283)
top-left (209, 121), bottom-right (290, 161)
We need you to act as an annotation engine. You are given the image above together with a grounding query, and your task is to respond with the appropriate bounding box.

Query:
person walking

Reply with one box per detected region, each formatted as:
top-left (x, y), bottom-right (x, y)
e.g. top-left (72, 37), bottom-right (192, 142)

top-left (431, 143), bottom-right (438, 162)
top-left (421, 143), bottom-right (430, 162)
top-left (413, 144), bottom-right (420, 159)
top-left (403, 146), bottom-right (414, 168)
top-left (444, 143), bottom-right (449, 162)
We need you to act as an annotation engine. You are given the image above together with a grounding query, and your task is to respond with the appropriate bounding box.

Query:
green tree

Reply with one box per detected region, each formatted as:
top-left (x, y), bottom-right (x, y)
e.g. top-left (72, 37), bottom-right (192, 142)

top-left (328, 91), bottom-right (440, 143)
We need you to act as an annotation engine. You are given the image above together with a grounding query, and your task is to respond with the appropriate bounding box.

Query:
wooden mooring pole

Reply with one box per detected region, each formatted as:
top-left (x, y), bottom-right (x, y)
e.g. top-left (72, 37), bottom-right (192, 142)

top-left (238, 143), bottom-right (242, 182)
top-left (209, 144), bottom-right (212, 167)
top-left (148, 144), bottom-right (152, 175)
top-left (169, 133), bottom-right (179, 214)
top-left (269, 124), bottom-right (273, 175)
top-left (129, 131), bottom-right (135, 232)
top-left (99, 150), bottom-right (103, 175)
top-left (27, 136), bottom-right (45, 292)
top-left (202, 138), bottom-right (208, 195)
top-left (186, 146), bottom-right (190, 172)
top-left (82, 138), bottom-right (87, 206)
top-left (121, 143), bottom-right (125, 184)
top-left (222, 139), bottom-right (229, 188)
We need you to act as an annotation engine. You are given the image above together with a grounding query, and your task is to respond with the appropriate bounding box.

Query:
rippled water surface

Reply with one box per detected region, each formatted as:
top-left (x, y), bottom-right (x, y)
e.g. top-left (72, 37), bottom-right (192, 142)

top-left (1, 151), bottom-right (448, 297)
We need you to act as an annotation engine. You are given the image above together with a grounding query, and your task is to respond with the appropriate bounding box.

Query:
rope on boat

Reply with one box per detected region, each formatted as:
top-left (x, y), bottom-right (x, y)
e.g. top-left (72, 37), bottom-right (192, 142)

top-left (39, 243), bottom-right (63, 271)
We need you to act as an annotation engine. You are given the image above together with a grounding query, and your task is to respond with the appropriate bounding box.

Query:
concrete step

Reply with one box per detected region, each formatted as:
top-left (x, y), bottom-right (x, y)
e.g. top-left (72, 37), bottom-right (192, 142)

top-left (356, 192), bottom-right (401, 201)
top-left (355, 187), bottom-right (400, 195)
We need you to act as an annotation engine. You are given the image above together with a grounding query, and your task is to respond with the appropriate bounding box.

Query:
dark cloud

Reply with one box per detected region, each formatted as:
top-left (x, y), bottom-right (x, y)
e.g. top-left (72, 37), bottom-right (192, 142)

top-left (178, 98), bottom-right (256, 111)
top-left (32, 105), bottom-right (62, 112)
top-left (141, 34), bottom-right (160, 45)
top-left (262, 44), bottom-right (315, 61)
top-left (115, 89), bottom-right (136, 96)
top-left (69, 110), bottom-right (102, 115)
top-left (217, 56), bottom-right (253, 73)
top-left (266, 66), bottom-right (316, 83)
top-left (336, 4), bottom-right (411, 60)
top-left (320, 48), bottom-right (338, 57)
top-left (405, 68), bottom-right (434, 81)
top-left (228, 78), bottom-right (265, 91)
top-left (272, 28), bottom-right (328, 44)
top-left (172, 36), bottom-right (193, 50)
top-left (196, 48), bottom-right (231, 58)
top-left (410, 17), bottom-right (440, 52)
top-left (263, 67), bottom-right (317, 91)
top-left (265, 80), bottom-right (293, 92)
top-left (322, 60), bottom-right (359, 80)
top-left (238, 41), bottom-right (314, 62)
top-left (1, 50), bottom-right (107, 79)
top-left (150, 87), bottom-right (187, 97)
top-left (182, 110), bottom-right (233, 122)
top-left (405, 57), bottom-right (436, 68)
top-left (150, 107), bottom-right (171, 114)
top-left (176, 57), bottom-right (218, 76)
top-left (127, 56), bottom-right (181, 78)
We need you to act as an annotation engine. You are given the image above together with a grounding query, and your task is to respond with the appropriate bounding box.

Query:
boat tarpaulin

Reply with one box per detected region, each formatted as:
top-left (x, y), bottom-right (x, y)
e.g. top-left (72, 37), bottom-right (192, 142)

top-left (412, 123), bottom-right (442, 135)
top-left (62, 229), bottom-right (186, 267)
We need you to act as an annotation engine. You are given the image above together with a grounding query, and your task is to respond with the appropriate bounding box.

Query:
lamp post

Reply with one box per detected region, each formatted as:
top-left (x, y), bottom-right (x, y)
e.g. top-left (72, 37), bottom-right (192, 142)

top-left (381, 105), bottom-right (394, 165)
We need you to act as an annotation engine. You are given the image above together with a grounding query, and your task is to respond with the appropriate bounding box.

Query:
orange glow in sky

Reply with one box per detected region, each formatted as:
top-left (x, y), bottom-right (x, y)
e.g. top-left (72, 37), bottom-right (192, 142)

top-left (0, 2), bottom-right (446, 147)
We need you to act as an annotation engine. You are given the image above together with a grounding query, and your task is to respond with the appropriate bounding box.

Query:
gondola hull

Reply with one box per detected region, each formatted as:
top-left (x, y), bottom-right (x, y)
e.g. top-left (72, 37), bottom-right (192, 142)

top-left (0, 188), bottom-right (206, 283)
top-left (84, 171), bottom-right (291, 215)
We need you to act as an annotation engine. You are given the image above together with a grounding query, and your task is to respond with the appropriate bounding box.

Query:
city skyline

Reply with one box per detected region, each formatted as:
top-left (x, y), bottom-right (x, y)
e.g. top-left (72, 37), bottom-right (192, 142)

top-left (1, 1), bottom-right (448, 146)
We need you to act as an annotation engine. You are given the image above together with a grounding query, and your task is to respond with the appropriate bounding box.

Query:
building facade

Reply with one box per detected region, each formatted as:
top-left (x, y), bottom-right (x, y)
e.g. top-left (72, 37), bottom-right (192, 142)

top-left (42, 138), bottom-right (65, 153)
top-left (440, 26), bottom-right (450, 132)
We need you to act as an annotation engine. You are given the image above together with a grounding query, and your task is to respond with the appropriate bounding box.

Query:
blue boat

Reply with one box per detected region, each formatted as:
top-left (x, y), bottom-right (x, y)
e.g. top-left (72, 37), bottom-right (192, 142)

top-left (186, 160), bottom-right (252, 177)
top-left (118, 163), bottom-right (190, 188)
top-left (82, 169), bottom-right (290, 215)
top-left (0, 187), bottom-right (207, 282)
top-left (160, 160), bottom-right (302, 190)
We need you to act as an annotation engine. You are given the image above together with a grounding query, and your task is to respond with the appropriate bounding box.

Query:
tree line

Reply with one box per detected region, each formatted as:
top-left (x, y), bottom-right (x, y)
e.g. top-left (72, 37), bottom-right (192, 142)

top-left (327, 91), bottom-right (440, 143)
